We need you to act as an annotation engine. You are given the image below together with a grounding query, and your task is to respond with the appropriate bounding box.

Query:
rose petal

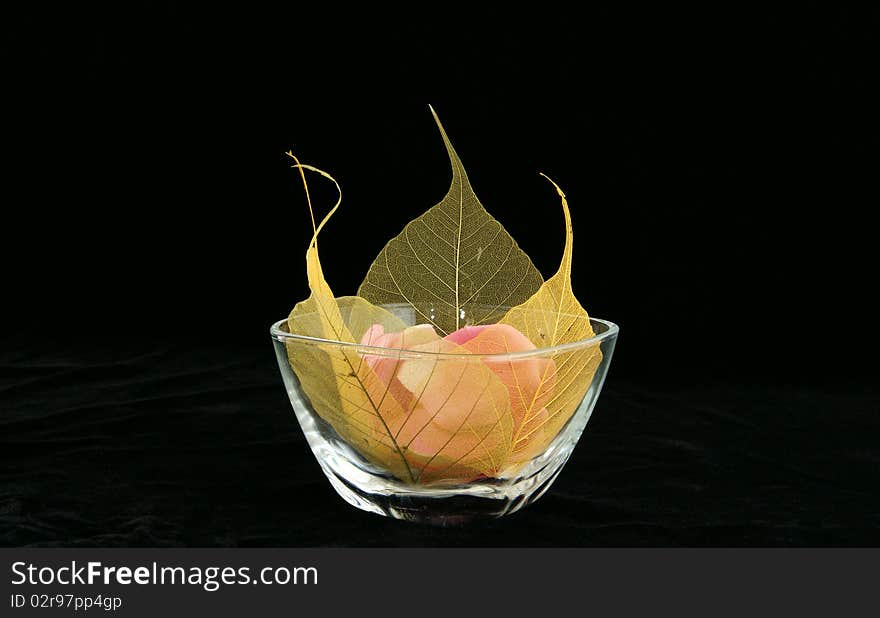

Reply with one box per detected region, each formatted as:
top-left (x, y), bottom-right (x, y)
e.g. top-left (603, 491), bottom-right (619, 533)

top-left (447, 323), bottom-right (557, 457)
top-left (356, 321), bottom-right (554, 481)
top-left (359, 323), bottom-right (441, 407)
top-left (444, 325), bottom-right (487, 346)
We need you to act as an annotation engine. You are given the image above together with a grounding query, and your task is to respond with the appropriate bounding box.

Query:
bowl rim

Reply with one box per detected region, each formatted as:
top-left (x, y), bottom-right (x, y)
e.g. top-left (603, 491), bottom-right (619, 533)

top-left (270, 315), bottom-right (619, 360)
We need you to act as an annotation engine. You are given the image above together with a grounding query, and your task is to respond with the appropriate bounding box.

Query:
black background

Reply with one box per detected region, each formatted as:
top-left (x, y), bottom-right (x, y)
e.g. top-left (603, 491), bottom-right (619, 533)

top-left (2, 5), bottom-right (877, 546)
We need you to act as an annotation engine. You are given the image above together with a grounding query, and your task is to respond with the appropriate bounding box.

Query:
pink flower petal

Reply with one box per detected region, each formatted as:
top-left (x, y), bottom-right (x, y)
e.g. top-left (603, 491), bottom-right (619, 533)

top-left (444, 325), bottom-right (488, 346)
top-left (447, 323), bottom-right (557, 455)
top-left (356, 321), bottom-right (558, 481)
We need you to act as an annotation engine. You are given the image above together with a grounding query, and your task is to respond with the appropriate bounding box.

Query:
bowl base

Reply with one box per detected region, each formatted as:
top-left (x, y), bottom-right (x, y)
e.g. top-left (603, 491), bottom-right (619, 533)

top-left (324, 463), bottom-right (563, 526)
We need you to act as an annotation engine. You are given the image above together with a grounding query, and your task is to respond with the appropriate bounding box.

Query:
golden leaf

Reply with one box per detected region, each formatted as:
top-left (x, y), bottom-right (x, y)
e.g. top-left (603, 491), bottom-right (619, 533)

top-left (357, 107), bottom-right (544, 336)
top-left (284, 153), bottom-right (513, 484)
top-left (493, 175), bottom-right (603, 468)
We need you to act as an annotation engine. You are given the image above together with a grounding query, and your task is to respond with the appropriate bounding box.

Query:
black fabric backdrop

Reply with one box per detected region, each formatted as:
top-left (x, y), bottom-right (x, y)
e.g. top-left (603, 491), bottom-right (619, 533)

top-left (2, 5), bottom-right (877, 546)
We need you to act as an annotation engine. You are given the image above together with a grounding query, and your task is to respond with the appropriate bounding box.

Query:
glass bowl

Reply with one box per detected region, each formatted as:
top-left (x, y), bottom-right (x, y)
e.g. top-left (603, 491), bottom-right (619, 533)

top-left (270, 304), bottom-right (618, 526)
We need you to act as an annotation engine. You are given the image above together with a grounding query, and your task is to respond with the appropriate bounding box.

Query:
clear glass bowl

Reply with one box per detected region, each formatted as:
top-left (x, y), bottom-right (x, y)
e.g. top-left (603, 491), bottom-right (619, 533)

top-left (270, 304), bottom-right (618, 526)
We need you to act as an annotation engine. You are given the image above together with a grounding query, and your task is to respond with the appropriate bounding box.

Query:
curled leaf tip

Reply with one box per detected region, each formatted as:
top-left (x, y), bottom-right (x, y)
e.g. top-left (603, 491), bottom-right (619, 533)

top-left (538, 172), bottom-right (567, 199)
